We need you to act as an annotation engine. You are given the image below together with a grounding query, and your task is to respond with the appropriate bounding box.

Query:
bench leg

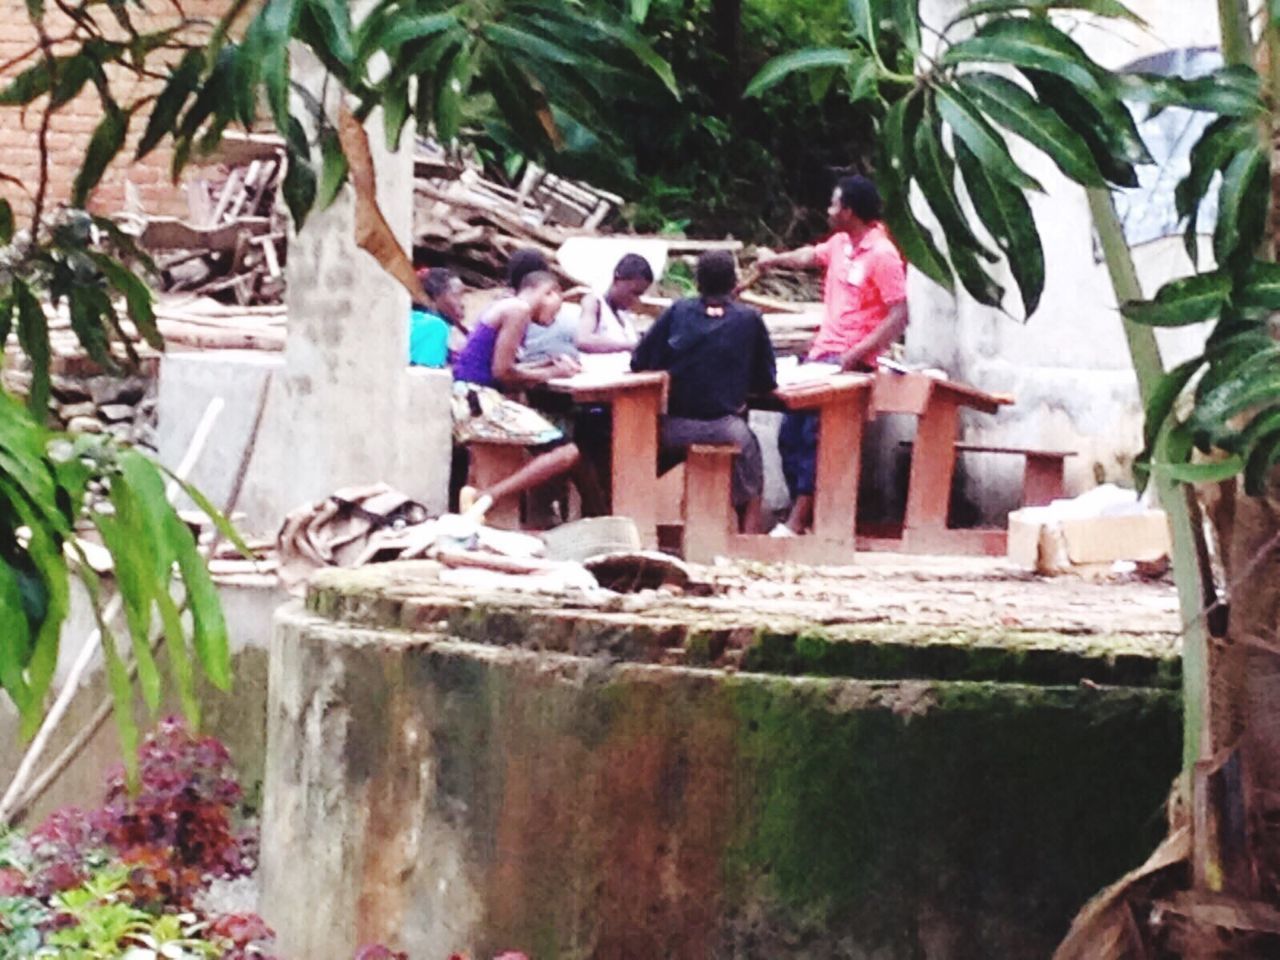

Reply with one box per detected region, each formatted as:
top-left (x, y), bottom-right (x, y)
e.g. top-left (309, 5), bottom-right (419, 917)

top-left (468, 445), bottom-right (527, 529)
top-left (1022, 453), bottom-right (1067, 507)
top-left (682, 446), bottom-right (735, 564)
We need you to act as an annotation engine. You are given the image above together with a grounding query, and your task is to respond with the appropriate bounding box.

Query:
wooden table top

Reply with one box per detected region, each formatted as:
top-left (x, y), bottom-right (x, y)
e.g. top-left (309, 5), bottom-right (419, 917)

top-left (540, 370), bottom-right (669, 405)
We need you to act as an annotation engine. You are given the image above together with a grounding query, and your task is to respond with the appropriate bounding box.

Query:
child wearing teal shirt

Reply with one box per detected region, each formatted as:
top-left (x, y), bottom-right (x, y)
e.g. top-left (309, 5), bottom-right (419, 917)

top-left (409, 268), bottom-right (465, 368)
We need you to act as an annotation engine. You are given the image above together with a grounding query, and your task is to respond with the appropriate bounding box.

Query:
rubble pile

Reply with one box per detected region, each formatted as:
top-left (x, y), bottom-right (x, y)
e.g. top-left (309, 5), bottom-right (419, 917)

top-left (413, 139), bottom-right (625, 286)
top-left (2, 363), bottom-right (158, 450)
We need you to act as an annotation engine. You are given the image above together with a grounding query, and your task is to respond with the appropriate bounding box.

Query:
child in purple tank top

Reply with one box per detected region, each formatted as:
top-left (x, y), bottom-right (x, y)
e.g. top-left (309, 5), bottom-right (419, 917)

top-left (450, 271), bottom-right (603, 522)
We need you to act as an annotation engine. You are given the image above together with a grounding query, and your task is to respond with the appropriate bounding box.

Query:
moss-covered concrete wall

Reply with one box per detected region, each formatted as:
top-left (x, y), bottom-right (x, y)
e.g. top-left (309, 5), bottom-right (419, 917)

top-left (261, 599), bottom-right (1180, 960)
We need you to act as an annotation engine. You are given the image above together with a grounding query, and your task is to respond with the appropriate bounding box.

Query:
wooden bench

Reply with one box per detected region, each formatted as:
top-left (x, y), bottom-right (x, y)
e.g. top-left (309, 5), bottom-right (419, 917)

top-left (901, 441), bottom-right (1076, 507)
top-left (680, 444), bottom-right (739, 562)
top-left (465, 438), bottom-right (527, 529)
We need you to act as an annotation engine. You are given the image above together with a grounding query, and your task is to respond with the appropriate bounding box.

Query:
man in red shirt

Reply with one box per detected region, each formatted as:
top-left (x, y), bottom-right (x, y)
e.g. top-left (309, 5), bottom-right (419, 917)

top-left (756, 175), bottom-right (908, 535)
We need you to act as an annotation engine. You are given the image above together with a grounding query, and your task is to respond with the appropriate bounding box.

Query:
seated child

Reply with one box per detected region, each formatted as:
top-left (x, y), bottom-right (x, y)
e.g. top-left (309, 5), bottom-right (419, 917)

top-left (631, 251), bottom-right (777, 533)
top-left (409, 267), bottom-right (465, 368)
top-left (575, 253), bottom-right (655, 354)
top-left (452, 270), bottom-right (599, 520)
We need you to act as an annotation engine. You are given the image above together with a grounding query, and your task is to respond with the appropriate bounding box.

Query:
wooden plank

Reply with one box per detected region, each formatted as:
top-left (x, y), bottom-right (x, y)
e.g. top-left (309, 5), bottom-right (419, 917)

top-left (681, 445), bottom-right (735, 564)
top-left (811, 386), bottom-right (867, 545)
top-left (607, 381), bottom-right (665, 549)
top-left (903, 394), bottom-right (960, 534)
top-left (138, 216), bottom-right (271, 253)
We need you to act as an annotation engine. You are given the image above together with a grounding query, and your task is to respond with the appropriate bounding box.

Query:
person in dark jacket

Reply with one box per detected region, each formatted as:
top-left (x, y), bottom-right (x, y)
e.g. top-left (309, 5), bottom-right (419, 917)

top-left (632, 250), bottom-right (777, 533)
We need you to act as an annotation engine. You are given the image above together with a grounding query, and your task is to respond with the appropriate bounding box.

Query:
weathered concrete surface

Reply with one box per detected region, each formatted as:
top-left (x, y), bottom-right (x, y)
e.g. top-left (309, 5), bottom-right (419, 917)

top-left (261, 563), bottom-right (1182, 959)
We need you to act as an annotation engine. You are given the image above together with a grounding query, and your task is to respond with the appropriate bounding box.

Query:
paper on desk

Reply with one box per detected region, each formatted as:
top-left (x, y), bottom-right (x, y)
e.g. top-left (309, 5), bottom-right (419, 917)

top-left (552, 351), bottom-right (635, 388)
top-left (775, 359), bottom-right (841, 387)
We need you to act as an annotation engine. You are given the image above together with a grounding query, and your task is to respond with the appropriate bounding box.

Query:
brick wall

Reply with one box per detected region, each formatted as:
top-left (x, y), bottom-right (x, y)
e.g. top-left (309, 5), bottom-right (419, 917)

top-left (0, 0), bottom-right (247, 222)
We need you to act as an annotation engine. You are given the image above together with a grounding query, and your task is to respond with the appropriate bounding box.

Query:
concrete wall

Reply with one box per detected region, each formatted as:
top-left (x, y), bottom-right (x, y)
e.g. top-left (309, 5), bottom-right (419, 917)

top-left (908, 0), bottom-right (1220, 525)
top-left (261, 586), bottom-right (1181, 960)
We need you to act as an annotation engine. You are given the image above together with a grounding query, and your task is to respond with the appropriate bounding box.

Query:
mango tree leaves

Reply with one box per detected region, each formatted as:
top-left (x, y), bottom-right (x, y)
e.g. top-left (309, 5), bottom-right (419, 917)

top-left (878, 92), bottom-right (953, 293)
top-left (954, 139), bottom-right (1045, 316)
top-left (956, 73), bottom-right (1106, 187)
top-left (1121, 272), bottom-right (1231, 327)
top-left (744, 49), bottom-right (861, 98)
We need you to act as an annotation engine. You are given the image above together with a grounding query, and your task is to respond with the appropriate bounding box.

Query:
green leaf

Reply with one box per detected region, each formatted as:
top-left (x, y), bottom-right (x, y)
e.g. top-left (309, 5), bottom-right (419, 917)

top-left (1121, 272), bottom-right (1229, 327)
top-left (953, 138), bottom-right (1045, 316)
top-left (935, 85), bottom-right (1042, 193)
top-left (137, 49), bottom-right (203, 161)
top-left (1, 480), bottom-right (68, 721)
top-left (847, 0), bottom-right (879, 53)
top-left (0, 563), bottom-right (35, 727)
top-left (0, 61), bottom-right (52, 106)
top-left (100, 623), bottom-right (140, 787)
top-left (93, 511), bottom-right (162, 713)
top-left (1235, 260), bottom-right (1280, 310)
top-left (1241, 411), bottom-right (1280, 494)
top-left (0, 199), bottom-right (12, 245)
top-left (1152, 456), bottom-right (1245, 484)
top-left (49, 53), bottom-right (98, 109)
top-left (1214, 145), bottom-right (1269, 271)
top-left (303, 0), bottom-right (354, 69)
top-left (848, 55), bottom-right (879, 104)
top-left (382, 80), bottom-right (411, 152)
top-left (1130, 66), bottom-right (1264, 120)
top-left (283, 115), bottom-right (317, 229)
top-left (1176, 117), bottom-right (1257, 263)
top-left (890, 2), bottom-right (921, 59)
top-left (1142, 355), bottom-right (1203, 453)
top-left (258, 0), bottom-right (303, 134)
top-left (630, 0), bottom-right (651, 22)
top-left (1192, 365), bottom-right (1280, 435)
top-left (879, 93), bottom-right (953, 293)
top-left (913, 99), bottom-right (1002, 305)
top-left (433, 47), bottom-right (466, 143)
top-left (946, 0), bottom-right (1146, 29)
top-left (953, 19), bottom-right (1151, 166)
top-left (317, 127), bottom-right (348, 209)
top-left (1270, 0), bottom-right (1280, 29)
top-left (956, 72), bottom-right (1105, 187)
top-left (73, 103), bottom-right (128, 208)
top-left (156, 586), bottom-right (200, 728)
top-left (574, 16), bottom-right (679, 99)
top-left (165, 507), bottom-right (231, 693)
top-left (13, 281), bottom-right (49, 415)
top-left (1025, 69), bottom-right (1139, 187)
top-left (91, 254), bottom-right (162, 351)
top-left (746, 48), bottom-right (858, 99)
top-left (0, 292), bottom-right (13, 347)
top-left (159, 466), bottom-right (252, 557)
top-left (66, 288), bottom-right (115, 372)
top-left (362, 11), bottom-right (457, 60)
top-left (943, 18), bottom-right (1107, 104)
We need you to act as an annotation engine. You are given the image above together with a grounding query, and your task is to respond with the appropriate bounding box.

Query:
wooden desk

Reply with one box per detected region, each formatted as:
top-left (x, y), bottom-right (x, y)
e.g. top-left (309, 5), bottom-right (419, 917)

top-left (537, 371), bottom-right (668, 548)
top-left (681, 373), bottom-right (873, 565)
top-left (864, 371), bottom-right (1012, 555)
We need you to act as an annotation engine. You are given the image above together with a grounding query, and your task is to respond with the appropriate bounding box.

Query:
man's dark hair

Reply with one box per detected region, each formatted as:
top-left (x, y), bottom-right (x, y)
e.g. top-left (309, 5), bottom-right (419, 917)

top-left (695, 250), bottom-right (737, 299)
top-left (420, 267), bottom-right (457, 301)
top-left (507, 248), bottom-right (550, 289)
top-left (517, 269), bottom-right (558, 293)
top-left (837, 175), bottom-right (883, 222)
top-left (614, 253), bottom-right (654, 284)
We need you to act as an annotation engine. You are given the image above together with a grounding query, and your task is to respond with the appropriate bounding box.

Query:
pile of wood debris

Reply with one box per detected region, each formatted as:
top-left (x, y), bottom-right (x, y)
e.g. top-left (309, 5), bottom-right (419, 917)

top-left (124, 134), bottom-right (288, 307)
top-left (414, 140), bottom-right (625, 287)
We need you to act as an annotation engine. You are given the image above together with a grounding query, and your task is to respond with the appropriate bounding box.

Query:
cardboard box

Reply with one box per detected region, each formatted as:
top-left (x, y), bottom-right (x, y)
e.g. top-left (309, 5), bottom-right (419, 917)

top-left (1008, 509), bottom-right (1171, 574)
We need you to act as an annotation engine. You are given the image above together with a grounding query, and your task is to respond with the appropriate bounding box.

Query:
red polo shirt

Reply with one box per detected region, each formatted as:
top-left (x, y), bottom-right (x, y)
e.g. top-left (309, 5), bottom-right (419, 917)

top-left (809, 223), bottom-right (907, 360)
